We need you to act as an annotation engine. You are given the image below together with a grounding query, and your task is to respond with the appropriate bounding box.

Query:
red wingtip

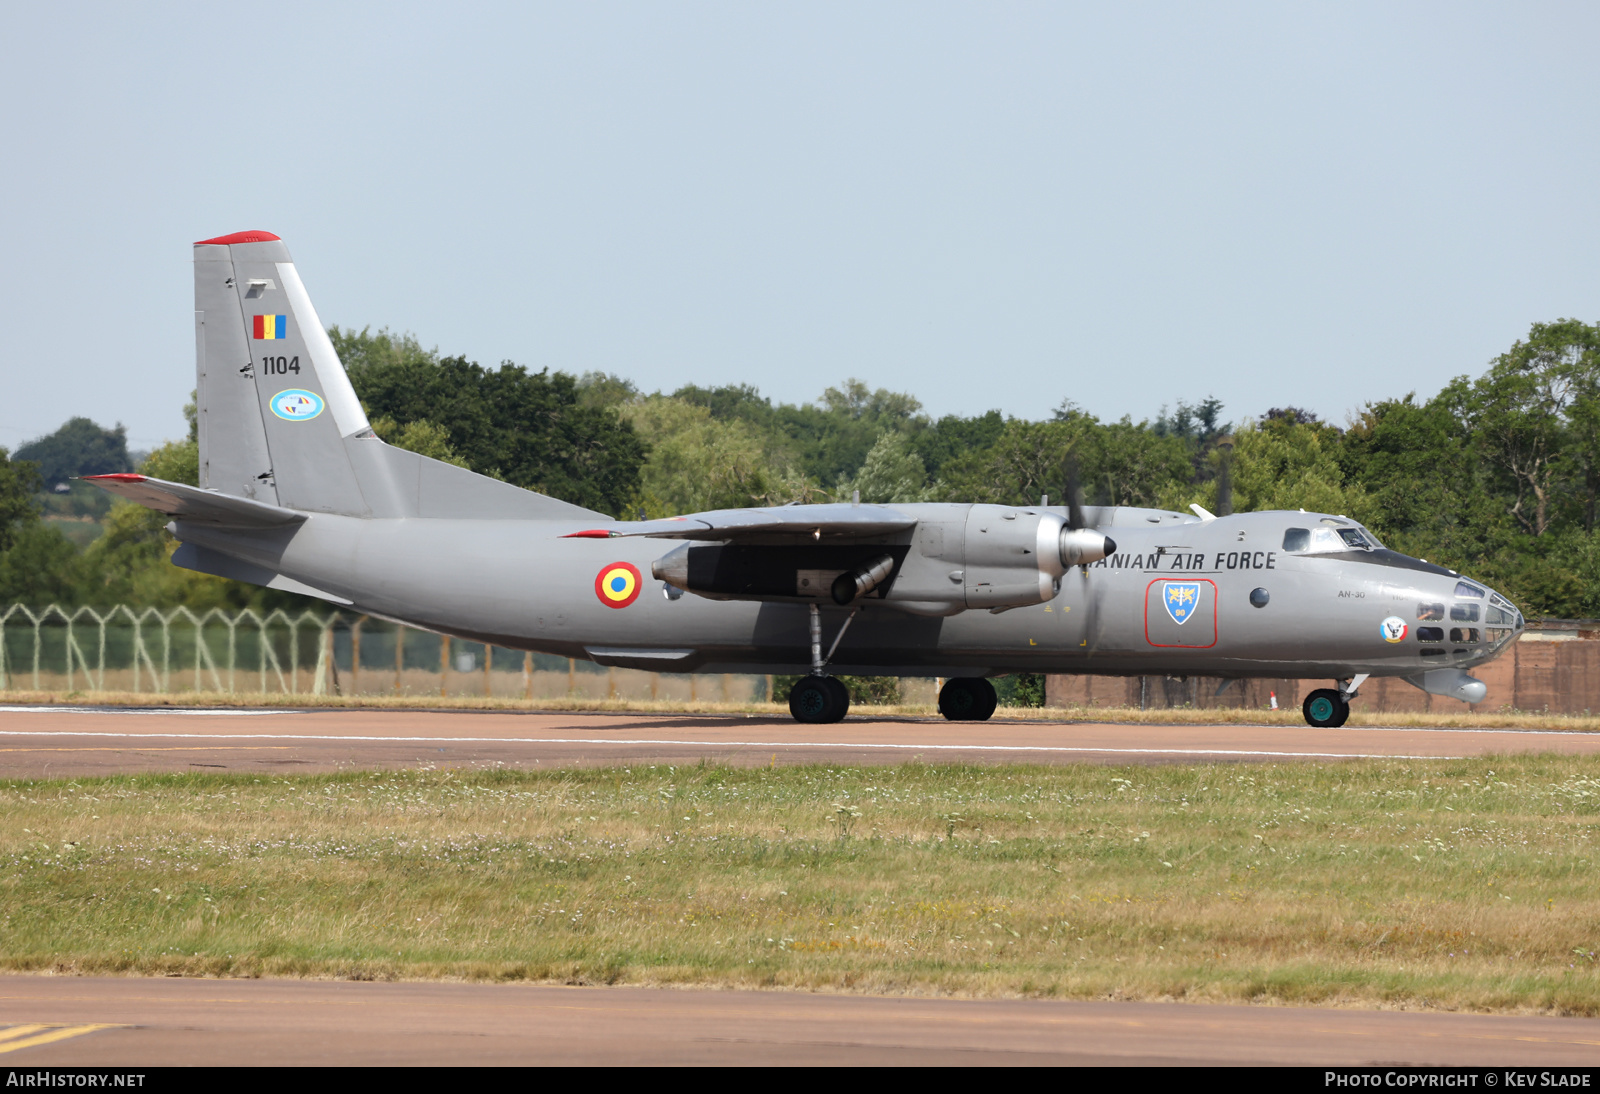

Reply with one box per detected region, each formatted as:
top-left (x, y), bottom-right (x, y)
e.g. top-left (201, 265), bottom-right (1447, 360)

top-left (194, 230), bottom-right (282, 245)
top-left (82, 473), bottom-right (148, 483)
top-left (561, 529), bottom-right (617, 539)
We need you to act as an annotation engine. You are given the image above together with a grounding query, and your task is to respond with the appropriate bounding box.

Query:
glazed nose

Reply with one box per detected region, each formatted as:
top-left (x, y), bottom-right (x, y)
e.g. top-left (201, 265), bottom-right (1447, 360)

top-left (1481, 586), bottom-right (1523, 630)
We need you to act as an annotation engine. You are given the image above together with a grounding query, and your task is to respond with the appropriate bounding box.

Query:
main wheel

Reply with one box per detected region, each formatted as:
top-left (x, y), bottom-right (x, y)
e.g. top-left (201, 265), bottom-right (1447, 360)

top-left (789, 675), bottom-right (848, 724)
top-left (1302, 688), bottom-right (1349, 728)
top-left (939, 677), bottom-right (998, 721)
top-left (822, 675), bottom-right (851, 720)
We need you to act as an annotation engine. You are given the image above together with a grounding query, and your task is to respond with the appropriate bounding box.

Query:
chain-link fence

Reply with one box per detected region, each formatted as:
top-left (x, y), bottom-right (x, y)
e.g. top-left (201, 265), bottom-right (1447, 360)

top-left (0, 604), bottom-right (775, 702)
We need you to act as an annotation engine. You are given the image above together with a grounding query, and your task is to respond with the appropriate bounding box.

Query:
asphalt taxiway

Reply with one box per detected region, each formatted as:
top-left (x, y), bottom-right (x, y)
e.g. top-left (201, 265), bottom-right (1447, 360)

top-left (3, 977), bottom-right (1600, 1066)
top-left (0, 705), bottom-right (1597, 777)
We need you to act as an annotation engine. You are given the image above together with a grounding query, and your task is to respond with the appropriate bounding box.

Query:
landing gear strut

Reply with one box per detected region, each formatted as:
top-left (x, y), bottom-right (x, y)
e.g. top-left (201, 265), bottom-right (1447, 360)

top-left (787, 604), bottom-right (854, 724)
top-left (939, 677), bottom-right (998, 721)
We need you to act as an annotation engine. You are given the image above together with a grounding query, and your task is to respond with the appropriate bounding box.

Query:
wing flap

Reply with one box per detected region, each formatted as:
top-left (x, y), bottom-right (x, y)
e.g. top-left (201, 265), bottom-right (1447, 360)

top-left (83, 474), bottom-right (306, 528)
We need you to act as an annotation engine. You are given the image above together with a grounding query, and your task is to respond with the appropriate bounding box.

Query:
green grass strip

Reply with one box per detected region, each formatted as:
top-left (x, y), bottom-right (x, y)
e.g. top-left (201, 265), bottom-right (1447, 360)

top-left (4, 756), bottom-right (1600, 1012)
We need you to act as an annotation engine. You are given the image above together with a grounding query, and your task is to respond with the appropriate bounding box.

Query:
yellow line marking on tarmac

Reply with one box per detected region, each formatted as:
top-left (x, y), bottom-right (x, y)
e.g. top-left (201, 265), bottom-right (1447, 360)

top-left (0, 1025), bottom-right (49, 1043)
top-left (0, 1025), bottom-right (120, 1053)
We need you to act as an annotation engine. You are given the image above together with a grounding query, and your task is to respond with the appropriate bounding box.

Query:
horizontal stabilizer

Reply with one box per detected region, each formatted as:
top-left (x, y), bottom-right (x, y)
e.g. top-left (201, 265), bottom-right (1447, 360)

top-left (562, 503), bottom-right (917, 543)
top-left (83, 474), bottom-right (307, 528)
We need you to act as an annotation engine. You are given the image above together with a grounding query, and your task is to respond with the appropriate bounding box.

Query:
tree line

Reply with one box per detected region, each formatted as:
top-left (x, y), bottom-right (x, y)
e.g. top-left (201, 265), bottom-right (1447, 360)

top-left (1, 318), bottom-right (1596, 618)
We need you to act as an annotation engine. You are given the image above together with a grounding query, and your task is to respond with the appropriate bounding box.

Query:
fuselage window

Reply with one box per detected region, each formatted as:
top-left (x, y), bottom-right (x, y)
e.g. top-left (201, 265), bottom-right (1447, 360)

top-left (1451, 603), bottom-right (1480, 622)
top-left (1417, 626), bottom-right (1445, 642)
top-left (1455, 581), bottom-right (1485, 598)
top-left (1486, 606), bottom-right (1515, 625)
top-left (1420, 648), bottom-right (1447, 657)
top-left (1283, 528), bottom-right (1310, 552)
top-left (1417, 603), bottom-right (1445, 621)
top-left (1450, 627), bottom-right (1480, 644)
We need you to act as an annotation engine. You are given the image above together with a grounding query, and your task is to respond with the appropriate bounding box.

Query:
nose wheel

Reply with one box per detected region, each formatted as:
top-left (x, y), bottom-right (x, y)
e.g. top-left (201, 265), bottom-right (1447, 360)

top-left (1302, 688), bottom-right (1350, 728)
top-left (939, 677), bottom-right (998, 721)
top-left (788, 675), bottom-right (850, 724)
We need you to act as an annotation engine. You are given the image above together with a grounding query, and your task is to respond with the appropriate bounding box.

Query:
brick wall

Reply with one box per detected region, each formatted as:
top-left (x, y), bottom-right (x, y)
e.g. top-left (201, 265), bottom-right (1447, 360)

top-left (1043, 631), bottom-right (1600, 716)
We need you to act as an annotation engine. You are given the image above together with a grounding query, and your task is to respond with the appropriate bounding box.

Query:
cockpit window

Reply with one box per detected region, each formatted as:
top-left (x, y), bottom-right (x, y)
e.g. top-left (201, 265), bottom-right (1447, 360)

top-left (1292, 527), bottom-right (1344, 552)
top-left (1417, 603), bottom-right (1445, 621)
top-left (1283, 525), bottom-right (1378, 554)
top-left (1455, 581), bottom-right (1485, 598)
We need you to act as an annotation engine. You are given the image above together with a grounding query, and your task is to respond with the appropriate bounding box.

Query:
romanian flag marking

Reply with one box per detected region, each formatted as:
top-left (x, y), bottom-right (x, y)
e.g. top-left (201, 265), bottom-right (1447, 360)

top-left (253, 315), bottom-right (287, 340)
top-left (594, 562), bottom-right (643, 608)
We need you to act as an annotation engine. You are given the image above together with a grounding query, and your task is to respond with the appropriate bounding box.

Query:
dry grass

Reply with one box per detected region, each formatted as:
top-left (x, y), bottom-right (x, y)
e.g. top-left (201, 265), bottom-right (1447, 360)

top-left (5, 757), bottom-right (1600, 1012)
top-left (4, 688), bottom-right (1597, 731)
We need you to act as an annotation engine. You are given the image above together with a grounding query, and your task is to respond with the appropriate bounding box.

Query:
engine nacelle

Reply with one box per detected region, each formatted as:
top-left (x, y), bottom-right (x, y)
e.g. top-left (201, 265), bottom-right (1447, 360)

top-left (648, 504), bottom-right (1115, 616)
top-left (959, 506), bottom-right (1113, 610)
top-left (884, 505), bottom-right (1116, 615)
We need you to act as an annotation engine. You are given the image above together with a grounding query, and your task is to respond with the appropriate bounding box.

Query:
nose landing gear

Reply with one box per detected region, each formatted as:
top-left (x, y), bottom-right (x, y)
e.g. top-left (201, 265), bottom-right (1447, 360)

top-left (1301, 688), bottom-right (1349, 728)
top-left (1302, 674), bottom-right (1367, 728)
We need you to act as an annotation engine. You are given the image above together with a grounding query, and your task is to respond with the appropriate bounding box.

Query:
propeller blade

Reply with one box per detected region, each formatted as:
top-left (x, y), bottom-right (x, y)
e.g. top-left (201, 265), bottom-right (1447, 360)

top-left (1061, 454), bottom-right (1087, 532)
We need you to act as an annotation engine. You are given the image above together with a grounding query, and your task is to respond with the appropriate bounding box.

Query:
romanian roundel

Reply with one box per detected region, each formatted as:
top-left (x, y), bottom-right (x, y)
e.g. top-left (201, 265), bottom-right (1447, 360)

top-left (595, 562), bottom-right (643, 608)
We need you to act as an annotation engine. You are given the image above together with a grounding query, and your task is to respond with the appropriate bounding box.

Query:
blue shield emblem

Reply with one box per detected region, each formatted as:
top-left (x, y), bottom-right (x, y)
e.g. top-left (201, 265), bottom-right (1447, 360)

top-left (1163, 582), bottom-right (1201, 625)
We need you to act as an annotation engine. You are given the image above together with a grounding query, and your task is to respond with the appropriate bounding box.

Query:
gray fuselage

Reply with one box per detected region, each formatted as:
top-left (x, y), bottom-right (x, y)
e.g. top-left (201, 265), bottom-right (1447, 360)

top-left (176, 504), bottom-right (1522, 681)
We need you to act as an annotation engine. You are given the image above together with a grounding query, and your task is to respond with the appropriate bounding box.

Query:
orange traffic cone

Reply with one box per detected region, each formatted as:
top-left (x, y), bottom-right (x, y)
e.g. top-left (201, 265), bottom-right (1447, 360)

top-left (1269, 691), bottom-right (1279, 710)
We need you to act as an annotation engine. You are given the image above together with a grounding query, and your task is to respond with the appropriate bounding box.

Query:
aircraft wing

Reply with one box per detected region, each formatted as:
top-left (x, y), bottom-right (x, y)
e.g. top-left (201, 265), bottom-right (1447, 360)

top-left (82, 474), bottom-right (307, 528)
top-left (562, 503), bottom-right (917, 542)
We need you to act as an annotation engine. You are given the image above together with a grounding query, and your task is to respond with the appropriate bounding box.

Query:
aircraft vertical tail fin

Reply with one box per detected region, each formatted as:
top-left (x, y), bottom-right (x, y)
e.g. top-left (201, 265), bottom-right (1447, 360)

top-left (192, 231), bottom-right (601, 520)
top-left (194, 230), bottom-right (371, 515)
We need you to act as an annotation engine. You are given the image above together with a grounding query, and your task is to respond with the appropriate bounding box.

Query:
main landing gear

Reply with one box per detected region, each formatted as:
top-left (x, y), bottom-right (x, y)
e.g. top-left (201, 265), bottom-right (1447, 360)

top-left (938, 677), bottom-right (997, 721)
top-left (789, 675), bottom-right (850, 724)
top-left (787, 603), bottom-right (856, 724)
top-left (1302, 674), bottom-right (1368, 728)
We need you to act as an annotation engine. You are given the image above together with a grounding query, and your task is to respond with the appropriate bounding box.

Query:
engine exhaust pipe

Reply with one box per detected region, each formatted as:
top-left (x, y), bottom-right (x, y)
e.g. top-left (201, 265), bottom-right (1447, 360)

top-left (651, 545), bottom-right (689, 589)
top-left (832, 554), bottom-right (895, 604)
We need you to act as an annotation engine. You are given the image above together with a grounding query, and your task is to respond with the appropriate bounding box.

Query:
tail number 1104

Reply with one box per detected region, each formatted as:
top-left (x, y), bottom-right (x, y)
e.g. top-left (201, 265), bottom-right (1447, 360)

top-left (261, 356), bottom-right (300, 375)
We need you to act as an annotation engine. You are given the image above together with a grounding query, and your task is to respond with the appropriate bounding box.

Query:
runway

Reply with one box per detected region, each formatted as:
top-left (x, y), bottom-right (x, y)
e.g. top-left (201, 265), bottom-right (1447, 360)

top-left (3, 976), bottom-right (1600, 1066)
top-left (2, 705), bottom-right (1599, 777)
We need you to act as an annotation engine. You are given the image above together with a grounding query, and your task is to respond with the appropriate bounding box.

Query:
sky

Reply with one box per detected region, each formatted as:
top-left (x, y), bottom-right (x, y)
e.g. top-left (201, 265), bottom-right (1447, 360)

top-left (2, 1), bottom-right (1597, 454)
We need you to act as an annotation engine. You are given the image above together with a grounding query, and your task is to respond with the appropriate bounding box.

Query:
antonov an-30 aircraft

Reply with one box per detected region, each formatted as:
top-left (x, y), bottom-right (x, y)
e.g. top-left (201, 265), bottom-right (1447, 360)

top-left (88, 231), bottom-right (1526, 727)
